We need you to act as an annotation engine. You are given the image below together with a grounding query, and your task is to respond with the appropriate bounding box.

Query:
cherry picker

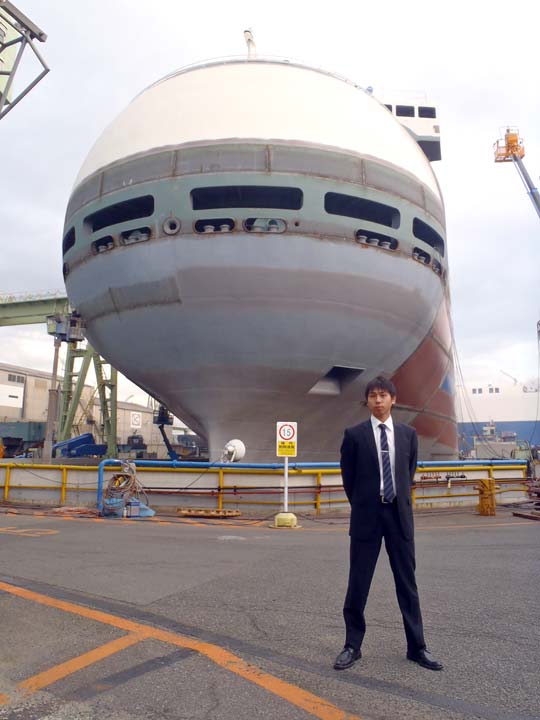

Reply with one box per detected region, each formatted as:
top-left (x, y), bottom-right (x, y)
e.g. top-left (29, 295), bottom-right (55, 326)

top-left (494, 128), bottom-right (540, 219)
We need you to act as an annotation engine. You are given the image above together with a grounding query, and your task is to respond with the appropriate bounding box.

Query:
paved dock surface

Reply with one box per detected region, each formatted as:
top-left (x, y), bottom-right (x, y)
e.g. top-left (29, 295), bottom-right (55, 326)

top-left (0, 506), bottom-right (538, 720)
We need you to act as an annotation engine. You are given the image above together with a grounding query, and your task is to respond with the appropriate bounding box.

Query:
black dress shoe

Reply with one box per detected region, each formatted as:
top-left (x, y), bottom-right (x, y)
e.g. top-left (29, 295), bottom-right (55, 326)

top-left (407, 648), bottom-right (443, 671)
top-left (334, 646), bottom-right (361, 670)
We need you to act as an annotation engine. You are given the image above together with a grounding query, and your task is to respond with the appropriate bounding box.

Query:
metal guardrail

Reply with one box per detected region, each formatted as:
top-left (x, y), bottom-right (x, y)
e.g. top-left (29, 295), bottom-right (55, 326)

top-left (95, 459), bottom-right (344, 513)
top-left (0, 459), bottom-right (529, 516)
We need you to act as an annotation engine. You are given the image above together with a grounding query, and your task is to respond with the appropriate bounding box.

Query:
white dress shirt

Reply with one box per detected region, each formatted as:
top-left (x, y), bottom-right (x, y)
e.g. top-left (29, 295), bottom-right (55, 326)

top-left (370, 414), bottom-right (396, 496)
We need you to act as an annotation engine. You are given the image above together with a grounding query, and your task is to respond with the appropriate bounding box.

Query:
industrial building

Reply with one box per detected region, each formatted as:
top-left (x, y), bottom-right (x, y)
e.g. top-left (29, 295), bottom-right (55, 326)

top-left (0, 361), bottom-right (193, 458)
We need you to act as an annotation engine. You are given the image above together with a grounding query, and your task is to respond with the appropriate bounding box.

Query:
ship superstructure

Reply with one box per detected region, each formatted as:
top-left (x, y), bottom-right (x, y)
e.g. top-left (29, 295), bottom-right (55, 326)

top-left (62, 57), bottom-right (456, 461)
top-left (458, 374), bottom-right (540, 455)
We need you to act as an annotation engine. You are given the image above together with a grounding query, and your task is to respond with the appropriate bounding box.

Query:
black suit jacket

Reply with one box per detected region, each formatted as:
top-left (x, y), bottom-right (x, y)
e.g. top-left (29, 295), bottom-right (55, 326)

top-left (340, 419), bottom-right (418, 541)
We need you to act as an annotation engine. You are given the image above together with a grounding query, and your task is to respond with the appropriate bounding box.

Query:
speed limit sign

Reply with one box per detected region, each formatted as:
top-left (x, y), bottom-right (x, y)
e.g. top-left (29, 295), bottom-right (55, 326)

top-left (276, 421), bottom-right (297, 457)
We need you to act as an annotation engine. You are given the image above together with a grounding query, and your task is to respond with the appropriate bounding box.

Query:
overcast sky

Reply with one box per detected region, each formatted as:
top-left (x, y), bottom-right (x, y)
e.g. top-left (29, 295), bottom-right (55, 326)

top-left (1, 0), bottom-right (539, 405)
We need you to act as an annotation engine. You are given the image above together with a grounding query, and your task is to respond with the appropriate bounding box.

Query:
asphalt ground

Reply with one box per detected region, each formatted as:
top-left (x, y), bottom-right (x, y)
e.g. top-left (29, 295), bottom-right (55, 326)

top-left (0, 505), bottom-right (538, 720)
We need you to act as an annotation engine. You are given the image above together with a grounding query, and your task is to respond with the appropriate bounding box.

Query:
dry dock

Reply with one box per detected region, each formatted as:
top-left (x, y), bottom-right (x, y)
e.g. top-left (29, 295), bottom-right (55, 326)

top-left (0, 506), bottom-right (538, 720)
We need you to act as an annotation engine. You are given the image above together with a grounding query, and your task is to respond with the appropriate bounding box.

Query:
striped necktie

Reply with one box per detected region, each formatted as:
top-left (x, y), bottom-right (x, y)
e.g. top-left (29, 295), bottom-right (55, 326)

top-left (379, 423), bottom-right (395, 502)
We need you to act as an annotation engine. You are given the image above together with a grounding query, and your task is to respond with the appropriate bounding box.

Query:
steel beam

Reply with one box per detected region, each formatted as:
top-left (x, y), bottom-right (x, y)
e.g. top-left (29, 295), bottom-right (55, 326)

top-left (0, 297), bottom-right (69, 326)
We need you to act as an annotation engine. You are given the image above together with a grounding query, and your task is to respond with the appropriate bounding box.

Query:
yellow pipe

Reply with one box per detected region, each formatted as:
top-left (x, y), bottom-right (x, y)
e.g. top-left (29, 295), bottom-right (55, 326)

top-left (488, 466), bottom-right (496, 515)
top-left (5, 485), bottom-right (95, 492)
top-left (319, 497), bottom-right (348, 505)
top-left (61, 467), bottom-right (68, 505)
top-left (316, 472), bottom-right (321, 515)
top-left (4, 465), bottom-right (11, 501)
top-left (0, 463), bottom-right (98, 471)
top-left (217, 468), bottom-right (224, 512)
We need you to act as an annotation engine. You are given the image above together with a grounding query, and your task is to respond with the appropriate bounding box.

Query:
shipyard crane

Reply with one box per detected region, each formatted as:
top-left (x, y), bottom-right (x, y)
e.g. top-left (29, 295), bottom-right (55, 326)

top-left (494, 127), bottom-right (540, 219)
top-left (0, 0), bottom-right (48, 119)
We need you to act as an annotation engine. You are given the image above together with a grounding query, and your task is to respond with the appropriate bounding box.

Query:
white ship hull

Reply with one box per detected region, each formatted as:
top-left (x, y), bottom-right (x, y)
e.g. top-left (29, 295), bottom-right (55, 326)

top-left (63, 59), bottom-right (457, 461)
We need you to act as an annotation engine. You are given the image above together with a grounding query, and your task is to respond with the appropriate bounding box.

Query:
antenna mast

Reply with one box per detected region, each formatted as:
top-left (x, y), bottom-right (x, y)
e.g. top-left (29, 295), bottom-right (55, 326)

top-left (244, 29), bottom-right (256, 59)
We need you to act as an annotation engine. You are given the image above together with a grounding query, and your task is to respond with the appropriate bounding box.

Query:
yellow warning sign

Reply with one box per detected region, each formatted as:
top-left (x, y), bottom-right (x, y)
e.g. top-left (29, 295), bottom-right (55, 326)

top-left (277, 440), bottom-right (296, 456)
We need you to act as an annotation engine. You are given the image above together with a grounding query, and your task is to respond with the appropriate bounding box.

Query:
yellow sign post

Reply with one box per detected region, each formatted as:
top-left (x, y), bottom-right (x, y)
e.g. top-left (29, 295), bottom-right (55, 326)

top-left (275, 422), bottom-right (298, 528)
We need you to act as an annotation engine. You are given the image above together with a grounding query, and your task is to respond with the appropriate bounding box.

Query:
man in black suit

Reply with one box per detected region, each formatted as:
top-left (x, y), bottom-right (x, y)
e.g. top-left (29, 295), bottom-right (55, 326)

top-left (334, 376), bottom-right (443, 671)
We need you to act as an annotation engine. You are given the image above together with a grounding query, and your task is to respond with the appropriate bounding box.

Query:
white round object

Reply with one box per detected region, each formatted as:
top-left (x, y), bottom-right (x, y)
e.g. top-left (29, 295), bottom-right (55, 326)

top-left (224, 439), bottom-right (246, 462)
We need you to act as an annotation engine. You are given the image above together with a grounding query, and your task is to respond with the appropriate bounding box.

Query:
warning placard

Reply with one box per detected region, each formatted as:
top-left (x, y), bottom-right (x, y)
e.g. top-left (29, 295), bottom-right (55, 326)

top-left (130, 411), bottom-right (142, 429)
top-left (276, 421), bottom-right (297, 457)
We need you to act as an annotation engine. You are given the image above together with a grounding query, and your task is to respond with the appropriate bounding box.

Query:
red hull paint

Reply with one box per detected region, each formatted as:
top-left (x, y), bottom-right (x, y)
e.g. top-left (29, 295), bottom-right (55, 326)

top-left (391, 298), bottom-right (457, 454)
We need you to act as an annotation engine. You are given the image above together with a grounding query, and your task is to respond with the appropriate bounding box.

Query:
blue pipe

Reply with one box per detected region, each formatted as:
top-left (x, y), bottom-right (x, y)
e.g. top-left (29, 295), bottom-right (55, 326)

top-left (96, 457), bottom-right (528, 512)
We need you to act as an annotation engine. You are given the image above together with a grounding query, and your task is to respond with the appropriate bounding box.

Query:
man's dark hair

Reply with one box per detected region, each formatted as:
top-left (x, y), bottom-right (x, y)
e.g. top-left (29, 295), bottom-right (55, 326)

top-left (364, 376), bottom-right (396, 400)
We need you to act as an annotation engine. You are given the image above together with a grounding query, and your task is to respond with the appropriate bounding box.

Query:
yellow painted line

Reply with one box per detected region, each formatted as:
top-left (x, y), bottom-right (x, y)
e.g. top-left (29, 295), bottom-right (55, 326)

top-left (197, 523), bottom-right (255, 530)
top-left (55, 516), bottom-right (99, 522)
top-left (0, 582), bottom-right (149, 633)
top-left (176, 517), bottom-right (210, 528)
top-left (0, 581), bottom-right (361, 720)
top-left (148, 627), bottom-right (360, 720)
top-left (18, 633), bottom-right (146, 694)
top-left (416, 521), bottom-right (536, 531)
top-left (0, 528), bottom-right (59, 537)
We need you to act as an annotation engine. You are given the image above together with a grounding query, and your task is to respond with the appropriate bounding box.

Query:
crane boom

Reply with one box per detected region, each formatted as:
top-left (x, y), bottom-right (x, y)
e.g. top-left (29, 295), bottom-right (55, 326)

top-left (512, 154), bottom-right (540, 219)
top-left (494, 127), bottom-right (540, 220)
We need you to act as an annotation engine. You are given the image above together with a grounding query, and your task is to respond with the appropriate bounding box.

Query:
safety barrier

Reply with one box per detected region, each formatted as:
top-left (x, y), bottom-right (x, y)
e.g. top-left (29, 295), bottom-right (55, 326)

top-left (414, 462), bottom-right (528, 515)
top-left (0, 459), bottom-right (529, 515)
